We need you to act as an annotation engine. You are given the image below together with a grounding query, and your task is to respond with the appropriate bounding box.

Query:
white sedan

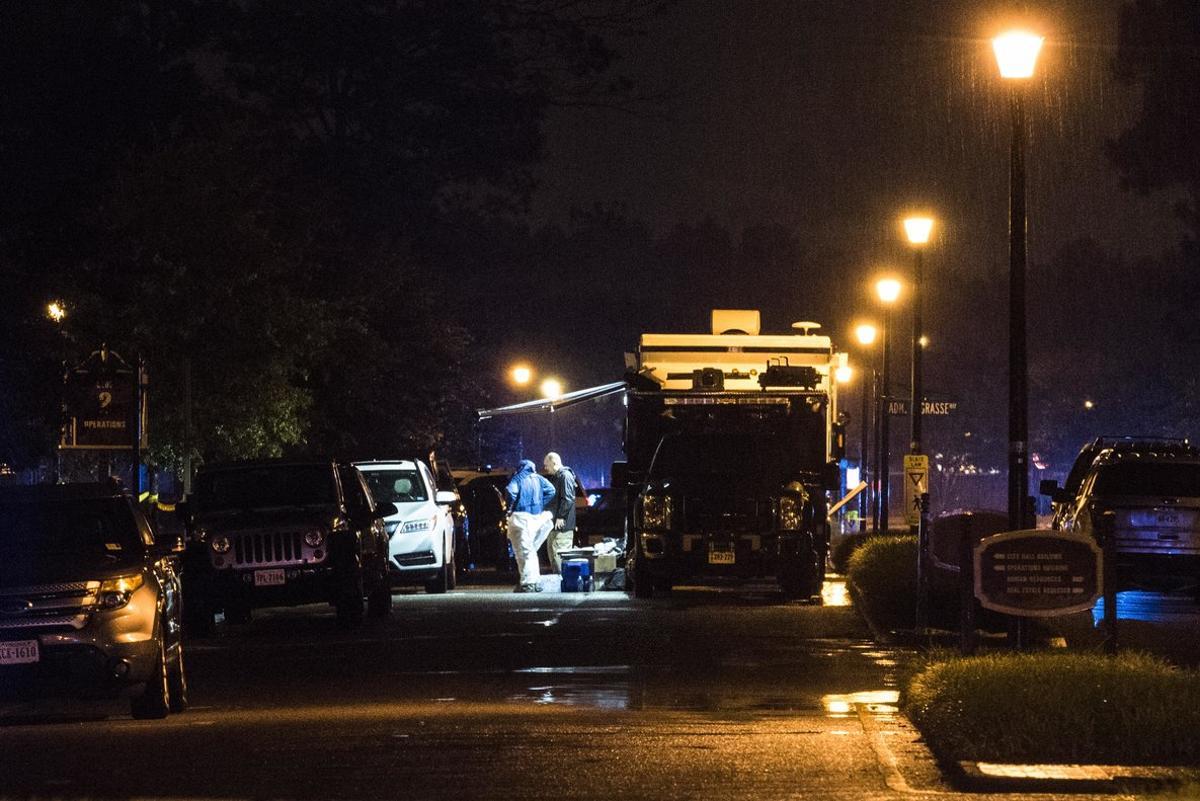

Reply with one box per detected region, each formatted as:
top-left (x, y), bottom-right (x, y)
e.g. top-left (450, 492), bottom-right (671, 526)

top-left (355, 460), bottom-right (458, 593)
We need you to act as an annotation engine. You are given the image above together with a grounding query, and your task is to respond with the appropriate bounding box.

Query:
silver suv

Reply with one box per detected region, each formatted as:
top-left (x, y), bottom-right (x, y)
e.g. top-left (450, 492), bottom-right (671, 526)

top-left (0, 483), bottom-right (187, 719)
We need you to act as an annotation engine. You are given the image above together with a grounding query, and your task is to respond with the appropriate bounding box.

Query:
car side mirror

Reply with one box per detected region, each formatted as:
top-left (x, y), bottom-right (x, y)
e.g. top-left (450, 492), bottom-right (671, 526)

top-left (435, 491), bottom-right (457, 506)
top-left (1038, 479), bottom-right (1059, 497)
top-left (374, 502), bottom-right (399, 518)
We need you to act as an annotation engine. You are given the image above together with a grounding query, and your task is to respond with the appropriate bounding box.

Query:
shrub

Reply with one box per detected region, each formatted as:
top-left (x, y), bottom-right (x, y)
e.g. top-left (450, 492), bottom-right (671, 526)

top-left (904, 652), bottom-right (1200, 765)
top-left (846, 535), bottom-right (918, 631)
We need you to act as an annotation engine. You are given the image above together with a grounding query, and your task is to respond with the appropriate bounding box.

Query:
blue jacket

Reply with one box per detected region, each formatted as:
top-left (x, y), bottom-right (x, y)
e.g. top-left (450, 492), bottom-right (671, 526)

top-left (506, 460), bottom-right (556, 514)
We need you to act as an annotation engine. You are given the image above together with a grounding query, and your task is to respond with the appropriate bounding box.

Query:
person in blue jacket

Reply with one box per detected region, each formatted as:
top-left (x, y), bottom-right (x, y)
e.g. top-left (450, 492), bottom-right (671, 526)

top-left (505, 459), bottom-right (557, 592)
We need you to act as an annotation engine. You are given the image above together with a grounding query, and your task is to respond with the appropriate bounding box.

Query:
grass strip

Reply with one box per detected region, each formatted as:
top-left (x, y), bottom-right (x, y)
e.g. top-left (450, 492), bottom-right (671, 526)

top-left (904, 651), bottom-right (1200, 765)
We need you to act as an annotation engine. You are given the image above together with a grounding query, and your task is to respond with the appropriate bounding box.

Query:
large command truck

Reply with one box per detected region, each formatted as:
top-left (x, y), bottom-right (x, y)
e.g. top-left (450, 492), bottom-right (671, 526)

top-left (622, 310), bottom-right (847, 600)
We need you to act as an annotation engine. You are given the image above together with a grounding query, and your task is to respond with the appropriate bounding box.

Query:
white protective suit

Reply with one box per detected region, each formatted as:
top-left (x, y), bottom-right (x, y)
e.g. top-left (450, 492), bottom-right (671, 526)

top-left (507, 510), bottom-right (554, 585)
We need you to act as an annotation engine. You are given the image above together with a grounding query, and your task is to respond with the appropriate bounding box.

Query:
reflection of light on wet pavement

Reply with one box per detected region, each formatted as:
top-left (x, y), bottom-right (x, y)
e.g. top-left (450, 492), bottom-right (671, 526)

top-left (1092, 591), bottom-right (1200, 625)
top-left (821, 690), bottom-right (900, 718)
top-left (821, 579), bottom-right (850, 607)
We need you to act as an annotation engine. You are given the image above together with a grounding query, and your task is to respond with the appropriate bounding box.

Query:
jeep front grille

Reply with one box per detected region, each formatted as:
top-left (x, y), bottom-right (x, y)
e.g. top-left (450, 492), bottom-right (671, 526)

top-left (232, 532), bottom-right (306, 567)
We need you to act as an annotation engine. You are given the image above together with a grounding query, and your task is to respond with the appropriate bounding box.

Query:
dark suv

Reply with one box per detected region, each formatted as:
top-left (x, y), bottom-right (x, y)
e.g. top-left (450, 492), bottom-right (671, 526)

top-left (0, 482), bottom-right (187, 719)
top-left (1055, 447), bottom-right (1200, 595)
top-left (181, 459), bottom-right (394, 631)
top-left (1042, 437), bottom-right (1197, 528)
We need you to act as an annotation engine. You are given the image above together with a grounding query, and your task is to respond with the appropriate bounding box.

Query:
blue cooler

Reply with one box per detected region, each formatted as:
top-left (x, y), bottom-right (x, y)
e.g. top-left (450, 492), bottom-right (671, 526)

top-left (560, 559), bottom-right (592, 593)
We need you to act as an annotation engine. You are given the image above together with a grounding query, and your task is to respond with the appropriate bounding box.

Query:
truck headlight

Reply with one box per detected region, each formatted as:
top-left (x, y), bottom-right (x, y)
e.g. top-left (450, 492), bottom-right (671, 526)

top-left (98, 574), bottom-right (145, 610)
top-left (211, 535), bottom-right (231, 554)
top-left (640, 495), bottom-right (673, 530)
top-left (304, 529), bottom-right (325, 547)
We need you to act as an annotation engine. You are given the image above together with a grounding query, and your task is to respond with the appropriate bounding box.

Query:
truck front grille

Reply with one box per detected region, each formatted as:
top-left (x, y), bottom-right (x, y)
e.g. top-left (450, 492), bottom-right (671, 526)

top-left (232, 532), bottom-right (306, 566)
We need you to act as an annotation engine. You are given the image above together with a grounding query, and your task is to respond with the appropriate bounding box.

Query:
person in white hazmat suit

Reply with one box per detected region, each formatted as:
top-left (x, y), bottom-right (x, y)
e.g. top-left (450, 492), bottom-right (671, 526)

top-left (504, 459), bottom-right (557, 592)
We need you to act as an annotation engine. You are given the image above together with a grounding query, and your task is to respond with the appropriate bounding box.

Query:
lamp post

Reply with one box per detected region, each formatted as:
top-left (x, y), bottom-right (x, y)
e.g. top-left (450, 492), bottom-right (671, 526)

top-left (902, 216), bottom-right (934, 465)
top-left (854, 323), bottom-right (878, 534)
top-left (46, 301), bottom-right (68, 483)
top-left (993, 30), bottom-right (1043, 531)
top-left (875, 278), bottom-right (902, 534)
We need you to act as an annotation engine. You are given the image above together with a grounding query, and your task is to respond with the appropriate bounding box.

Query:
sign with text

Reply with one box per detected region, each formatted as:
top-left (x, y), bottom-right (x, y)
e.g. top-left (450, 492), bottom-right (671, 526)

top-left (887, 399), bottom-right (959, 417)
top-left (973, 531), bottom-right (1102, 617)
top-left (903, 454), bottom-right (929, 526)
top-left (60, 349), bottom-right (143, 450)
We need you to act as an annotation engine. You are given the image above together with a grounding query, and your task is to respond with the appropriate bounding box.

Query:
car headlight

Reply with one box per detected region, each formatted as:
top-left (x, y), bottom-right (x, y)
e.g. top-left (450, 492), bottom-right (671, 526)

top-left (211, 535), bottom-right (231, 554)
top-left (401, 516), bottom-right (438, 534)
top-left (640, 495), bottom-right (673, 530)
top-left (304, 529), bottom-right (325, 547)
top-left (778, 495), bottom-right (804, 531)
top-left (98, 574), bottom-right (145, 610)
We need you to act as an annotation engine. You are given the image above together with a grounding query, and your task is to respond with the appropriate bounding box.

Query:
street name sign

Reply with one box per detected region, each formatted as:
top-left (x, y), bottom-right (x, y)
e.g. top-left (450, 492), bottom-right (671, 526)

top-left (973, 530), bottom-right (1102, 617)
top-left (887, 399), bottom-right (959, 417)
top-left (903, 454), bottom-right (929, 526)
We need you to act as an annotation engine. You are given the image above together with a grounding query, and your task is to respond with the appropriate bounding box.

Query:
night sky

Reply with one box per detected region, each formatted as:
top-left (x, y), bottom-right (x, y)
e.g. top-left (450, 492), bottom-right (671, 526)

top-left (498, 1), bottom-right (1191, 495)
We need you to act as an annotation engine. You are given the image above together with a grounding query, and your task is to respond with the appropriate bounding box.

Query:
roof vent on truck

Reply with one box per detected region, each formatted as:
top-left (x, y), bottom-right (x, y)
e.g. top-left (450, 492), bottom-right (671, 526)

top-left (711, 309), bottom-right (760, 336)
top-left (791, 321), bottom-right (821, 336)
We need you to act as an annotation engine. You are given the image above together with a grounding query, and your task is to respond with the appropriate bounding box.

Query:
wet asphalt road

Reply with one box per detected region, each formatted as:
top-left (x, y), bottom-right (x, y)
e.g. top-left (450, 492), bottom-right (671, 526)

top-left (0, 578), bottom-right (1161, 800)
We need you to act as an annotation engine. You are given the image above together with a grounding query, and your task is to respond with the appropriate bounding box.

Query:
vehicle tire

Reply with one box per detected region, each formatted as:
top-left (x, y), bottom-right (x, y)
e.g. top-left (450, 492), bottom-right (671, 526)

top-left (167, 641), bottom-right (189, 714)
top-left (130, 629), bottom-right (171, 720)
top-left (445, 544), bottom-right (457, 591)
top-left (223, 599), bottom-right (252, 625)
top-left (631, 559), bottom-right (653, 599)
top-left (336, 577), bottom-right (365, 629)
top-left (367, 582), bottom-right (391, 618)
top-left (424, 562), bottom-right (451, 594)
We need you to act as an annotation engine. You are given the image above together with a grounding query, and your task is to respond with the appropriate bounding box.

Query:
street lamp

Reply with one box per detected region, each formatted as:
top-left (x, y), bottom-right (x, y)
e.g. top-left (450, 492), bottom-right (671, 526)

top-left (834, 365), bottom-right (853, 384)
top-left (902, 214), bottom-right (934, 491)
top-left (510, 364), bottom-right (533, 387)
top-left (993, 29), bottom-right (1043, 531)
top-left (46, 301), bottom-right (67, 324)
top-left (875, 278), bottom-right (902, 534)
top-left (540, 377), bottom-right (564, 401)
top-left (854, 322), bottom-right (878, 534)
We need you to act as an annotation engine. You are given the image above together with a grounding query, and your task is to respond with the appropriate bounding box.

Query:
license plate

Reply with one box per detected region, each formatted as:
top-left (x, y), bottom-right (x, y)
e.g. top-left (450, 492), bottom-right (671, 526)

top-left (1128, 510), bottom-right (1196, 528)
top-left (708, 547), bottom-right (735, 565)
top-left (0, 640), bottom-right (39, 665)
top-left (254, 569), bottom-right (286, 587)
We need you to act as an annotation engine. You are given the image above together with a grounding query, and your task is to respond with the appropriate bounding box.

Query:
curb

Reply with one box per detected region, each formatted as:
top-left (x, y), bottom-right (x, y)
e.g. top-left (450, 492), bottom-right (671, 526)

top-left (957, 761), bottom-right (1200, 794)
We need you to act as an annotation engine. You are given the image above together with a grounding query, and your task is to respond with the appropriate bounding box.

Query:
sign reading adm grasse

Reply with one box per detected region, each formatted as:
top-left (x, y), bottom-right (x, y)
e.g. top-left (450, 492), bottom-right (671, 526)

top-left (973, 530), bottom-right (1102, 617)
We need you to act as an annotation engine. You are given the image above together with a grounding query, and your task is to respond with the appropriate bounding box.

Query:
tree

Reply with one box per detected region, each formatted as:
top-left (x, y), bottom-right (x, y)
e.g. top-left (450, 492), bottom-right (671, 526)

top-left (1110, 0), bottom-right (1200, 239)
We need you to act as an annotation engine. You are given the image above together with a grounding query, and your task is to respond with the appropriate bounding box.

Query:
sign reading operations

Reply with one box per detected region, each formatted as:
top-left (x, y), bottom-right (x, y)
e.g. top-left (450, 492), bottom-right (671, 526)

top-left (973, 530), bottom-right (1102, 617)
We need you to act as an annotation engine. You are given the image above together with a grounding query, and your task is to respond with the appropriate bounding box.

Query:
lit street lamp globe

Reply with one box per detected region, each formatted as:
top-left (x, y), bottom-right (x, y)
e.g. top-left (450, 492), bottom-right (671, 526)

top-left (540, 378), bottom-right (564, 400)
top-left (902, 216), bottom-right (934, 246)
top-left (834, 365), bottom-right (853, 384)
top-left (993, 31), bottom-right (1044, 80)
top-left (875, 278), bottom-right (902, 305)
top-left (46, 301), bottom-right (67, 323)
top-left (854, 323), bottom-right (878, 347)
top-left (510, 364), bottom-right (533, 386)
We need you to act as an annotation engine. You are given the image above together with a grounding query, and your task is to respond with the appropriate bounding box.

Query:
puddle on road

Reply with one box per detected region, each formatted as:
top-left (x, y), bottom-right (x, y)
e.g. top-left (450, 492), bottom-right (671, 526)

top-left (821, 579), bottom-right (850, 607)
top-left (820, 690), bottom-right (900, 720)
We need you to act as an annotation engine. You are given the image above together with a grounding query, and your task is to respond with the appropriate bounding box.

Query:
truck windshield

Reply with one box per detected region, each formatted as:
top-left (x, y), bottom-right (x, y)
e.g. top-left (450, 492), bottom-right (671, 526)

top-left (196, 465), bottom-right (336, 512)
top-left (649, 433), bottom-right (805, 479)
top-left (1093, 463), bottom-right (1200, 498)
top-left (0, 499), bottom-right (141, 562)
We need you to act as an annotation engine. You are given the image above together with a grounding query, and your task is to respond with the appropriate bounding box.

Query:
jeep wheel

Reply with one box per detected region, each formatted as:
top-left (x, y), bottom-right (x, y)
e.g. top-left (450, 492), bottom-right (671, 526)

top-left (336, 572), bottom-right (365, 629)
top-left (182, 596), bottom-right (215, 638)
top-left (167, 641), bottom-right (189, 714)
top-left (130, 629), bottom-right (171, 720)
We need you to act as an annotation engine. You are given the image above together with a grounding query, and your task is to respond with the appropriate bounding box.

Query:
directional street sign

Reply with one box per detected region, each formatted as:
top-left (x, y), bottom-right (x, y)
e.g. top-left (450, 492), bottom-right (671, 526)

top-left (903, 453), bottom-right (929, 526)
top-left (887, 398), bottom-right (959, 416)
